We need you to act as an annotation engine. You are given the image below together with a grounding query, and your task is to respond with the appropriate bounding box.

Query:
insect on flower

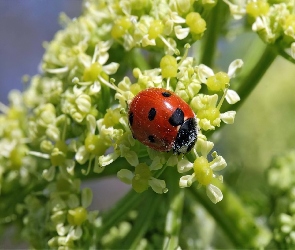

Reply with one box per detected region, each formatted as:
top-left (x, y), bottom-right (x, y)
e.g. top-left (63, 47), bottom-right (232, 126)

top-left (128, 88), bottom-right (198, 154)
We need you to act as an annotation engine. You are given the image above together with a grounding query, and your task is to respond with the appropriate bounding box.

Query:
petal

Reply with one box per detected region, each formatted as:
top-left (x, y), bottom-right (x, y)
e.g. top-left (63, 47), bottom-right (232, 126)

top-left (179, 175), bottom-right (194, 188)
top-left (142, 35), bottom-right (156, 47)
top-left (166, 154), bottom-right (179, 167)
top-left (252, 16), bottom-right (266, 32)
top-left (81, 188), bottom-right (93, 208)
top-left (98, 51), bottom-right (109, 65)
top-left (86, 114), bottom-right (97, 135)
top-left (99, 151), bottom-right (120, 167)
top-left (46, 66), bottom-right (69, 74)
top-left (75, 146), bottom-right (90, 165)
top-left (170, 12), bottom-right (186, 23)
top-left (198, 64), bottom-right (214, 83)
top-left (220, 111), bottom-right (236, 124)
top-left (225, 89), bottom-right (240, 104)
top-left (196, 138), bottom-right (214, 157)
top-left (65, 159), bottom-right (75, 176)
top-left (206, 184), bottom-right (223, 204)
top-left (199, 118), bottom-right (215, 131)
top-left (174, 25), bottom-right (190, 40)
top-left (227, 59), bottom-right (243, 78)
top-left (119, 145), bottom-right (139, 166)
top-left (42, 166), bottom-right (56, 181)
top-left (150, 156), bottom-right (163, 170)
top-left (103, 62), bottom-right (120, 75)
top-left (69, 226), bottom-right (83, 240)
top-left (148, 177), bottom-right (167, 194)
top-left (56, 223), bottom-right (70, 236)
top-left (89, 81), bottom-right (101, 94)
top-left (117, 169), bottom-right (133, 184)
top-left (210, 155), bottom-right (227, 171)
top-left (177, 159), bottom-right (193, 173)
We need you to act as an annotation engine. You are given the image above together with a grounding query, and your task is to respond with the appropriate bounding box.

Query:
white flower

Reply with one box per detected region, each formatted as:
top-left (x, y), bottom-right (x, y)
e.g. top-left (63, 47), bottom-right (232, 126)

top-left (178, 151), bottom-right (226, 203)
top-left (199, 59), bottom-right (242, 104)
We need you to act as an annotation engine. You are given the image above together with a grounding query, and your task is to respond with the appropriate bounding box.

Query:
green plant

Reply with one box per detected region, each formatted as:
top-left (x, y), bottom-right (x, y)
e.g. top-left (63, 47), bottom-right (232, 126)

top-left (1, 0), bottom-right (295, 248)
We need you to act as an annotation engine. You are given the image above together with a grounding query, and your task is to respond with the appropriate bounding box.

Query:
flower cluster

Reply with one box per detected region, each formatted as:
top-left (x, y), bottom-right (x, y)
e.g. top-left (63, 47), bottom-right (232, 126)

top-left (17, 174), bottom-right (99, 249)
top-left (267, 151), bottom-right (295, 248)
top-left (0, 0), bottom-right (245, 248)
top-left (115, 55), bottom-right (242, 203)
top-left (224, 0), bottom-right (295, 59)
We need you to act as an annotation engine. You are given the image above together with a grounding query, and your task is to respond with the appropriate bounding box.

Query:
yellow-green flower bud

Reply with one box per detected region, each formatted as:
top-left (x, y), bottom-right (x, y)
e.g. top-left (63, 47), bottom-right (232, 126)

top-left (67, 207), bottom-right (88, 226)
top-left (134, 163), bottom-right (151, 179)
top-left (148, 20), bottom-right (164, 39)
top-left (111, 17), bottom-right (132, 39)
top-left (284, 15), bottom-right (295, 31)
top-left (160, 55), bottom-right (178, 78)
top-left (103, 108), bottom-right (121, 127)
top-left (40, 140), bottom-right (54, 153)
top-left (85, 134), bottom-right (107, 156)
top-left (193, 156), bottom-right (213, 185)
top-left (132, 176), bottom-right (149, 193)
top-left (246, 1), bottom-right (269, 18)
top-left (132, 163), bottom-right (151, 193)
top-left (206, 72), bottom-right (229, 92)
top-left (50, 151), bottom-right (64, 167)
top-left (50, 141), bottom-right (68, 166)
top-left (185, 12), bottom-right (206, 34)
top-left (198, 107), bottom-right (220, 123)
top-left (83, 62), bottom-right (102, 82)
top-left (9, 146), bottom-right (27, 170)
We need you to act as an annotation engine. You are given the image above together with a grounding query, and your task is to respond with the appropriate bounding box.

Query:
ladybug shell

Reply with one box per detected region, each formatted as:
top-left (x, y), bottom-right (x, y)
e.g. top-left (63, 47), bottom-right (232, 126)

top-left (128, 88), bottom-right (197, 154)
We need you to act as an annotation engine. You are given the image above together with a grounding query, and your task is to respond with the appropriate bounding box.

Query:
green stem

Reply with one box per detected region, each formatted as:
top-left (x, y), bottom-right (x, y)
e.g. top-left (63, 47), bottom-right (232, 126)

top-left (205, 41), bottom-right (278, 138)
top-left (96, 189), bottom-right (143, 243)
top-left (131, 48), bottom-right (150, 70)
top-left (118, 190), bottom-right (162, 249)
top-left (221, 42), bottom-right (277, 113)
top-left (162, 171), bottom-right (184, 250)
top-left (187, 183), bottom-right (271, 248)
top-left (200, 1), bottom-right (229, 67)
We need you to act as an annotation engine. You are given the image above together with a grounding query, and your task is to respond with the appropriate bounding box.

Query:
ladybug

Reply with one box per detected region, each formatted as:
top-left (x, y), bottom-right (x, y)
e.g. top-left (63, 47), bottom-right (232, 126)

top-left (128, 88), bottom-right (197, 154)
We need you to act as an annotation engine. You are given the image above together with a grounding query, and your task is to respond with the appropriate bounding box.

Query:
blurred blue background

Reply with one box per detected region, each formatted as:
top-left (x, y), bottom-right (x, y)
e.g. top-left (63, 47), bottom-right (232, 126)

top-left (0, 0), bottom-right (82, 104)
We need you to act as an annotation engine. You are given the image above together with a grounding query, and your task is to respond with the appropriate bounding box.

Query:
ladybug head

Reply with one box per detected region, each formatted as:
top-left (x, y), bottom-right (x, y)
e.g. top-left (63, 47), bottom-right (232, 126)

top-left (172, 117), bottom-right (197, 154)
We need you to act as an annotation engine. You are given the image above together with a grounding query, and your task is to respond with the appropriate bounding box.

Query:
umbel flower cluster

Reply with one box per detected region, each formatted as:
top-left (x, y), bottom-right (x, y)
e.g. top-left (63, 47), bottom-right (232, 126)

top-left (1, 0), bottom-right (295, 248)
top-left (267, 151), bottom-right (295, 248)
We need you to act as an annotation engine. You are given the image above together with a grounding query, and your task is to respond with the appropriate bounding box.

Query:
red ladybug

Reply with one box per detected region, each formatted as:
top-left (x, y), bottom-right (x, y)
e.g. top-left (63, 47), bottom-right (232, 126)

top-left (128, 88), bottom-right (197, 154)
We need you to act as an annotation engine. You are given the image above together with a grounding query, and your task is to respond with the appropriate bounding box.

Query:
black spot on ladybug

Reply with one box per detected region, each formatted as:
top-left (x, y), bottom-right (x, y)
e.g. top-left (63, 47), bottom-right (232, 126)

top-left (162, 91), bottom-right (171, 97)
top-left (173, 118), bottom-right (197, 154)
top-left (169, 108), bottom-right (184, 127)
top-left (148, 108), bottom-right (156, 121)
top-left (148, 135), bottom-right (155, 143)
top-left (129, 112), bottom-right (134, 126)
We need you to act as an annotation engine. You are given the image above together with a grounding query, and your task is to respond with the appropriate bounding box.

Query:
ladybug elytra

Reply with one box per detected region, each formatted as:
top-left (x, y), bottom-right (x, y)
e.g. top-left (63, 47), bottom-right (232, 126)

top-left (128, 88), bottom-right (197, 154)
